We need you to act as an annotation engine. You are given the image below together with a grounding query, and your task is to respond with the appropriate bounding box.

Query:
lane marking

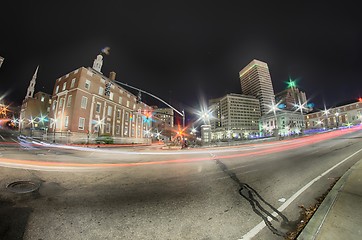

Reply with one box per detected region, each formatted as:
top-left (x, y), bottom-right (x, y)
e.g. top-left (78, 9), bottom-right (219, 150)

top-left (0, 134), bottom-right (5, 141)
top-left (240, 147), bottom-right (362, 240)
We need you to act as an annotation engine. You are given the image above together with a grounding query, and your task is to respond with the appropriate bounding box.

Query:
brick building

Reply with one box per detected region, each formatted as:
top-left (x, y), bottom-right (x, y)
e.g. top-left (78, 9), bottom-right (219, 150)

top-left (305, 100), bottom-right (362, 129)
top-left (49, 54), bottom-right (153, 143)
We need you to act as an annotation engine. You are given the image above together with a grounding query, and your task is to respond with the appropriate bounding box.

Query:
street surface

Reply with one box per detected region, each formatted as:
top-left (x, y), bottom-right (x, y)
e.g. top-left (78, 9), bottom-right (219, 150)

top-left (1, 126), bottom-right (362, 240)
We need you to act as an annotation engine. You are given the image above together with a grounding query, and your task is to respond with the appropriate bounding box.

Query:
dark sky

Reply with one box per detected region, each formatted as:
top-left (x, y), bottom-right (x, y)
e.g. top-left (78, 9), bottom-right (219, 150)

top-left (1, 1), bottom-right (361, 115)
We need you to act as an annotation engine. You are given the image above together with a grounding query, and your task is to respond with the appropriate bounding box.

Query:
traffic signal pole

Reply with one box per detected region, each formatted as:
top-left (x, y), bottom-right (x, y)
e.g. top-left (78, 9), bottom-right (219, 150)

top-left (113, 80), bottom-right (185, 128)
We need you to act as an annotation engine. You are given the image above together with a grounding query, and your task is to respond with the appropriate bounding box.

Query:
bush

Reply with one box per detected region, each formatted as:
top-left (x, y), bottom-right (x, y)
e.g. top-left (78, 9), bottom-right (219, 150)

top-left (95, 135), bottom-right (114, 144)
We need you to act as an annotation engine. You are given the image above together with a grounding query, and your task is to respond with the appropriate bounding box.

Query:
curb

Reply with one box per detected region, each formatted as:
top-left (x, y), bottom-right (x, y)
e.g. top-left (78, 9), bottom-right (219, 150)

top-left (297, 159), bottom-right (361, 239)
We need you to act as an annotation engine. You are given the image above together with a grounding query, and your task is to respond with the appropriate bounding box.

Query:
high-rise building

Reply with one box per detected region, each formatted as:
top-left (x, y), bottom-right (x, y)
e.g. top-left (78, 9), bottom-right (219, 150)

top-left (49, 54), bottom-right (153, 143)
top-left (239, 59), bottom-right (275, 116)
top-left (209, 93), bottom-right (261, 140)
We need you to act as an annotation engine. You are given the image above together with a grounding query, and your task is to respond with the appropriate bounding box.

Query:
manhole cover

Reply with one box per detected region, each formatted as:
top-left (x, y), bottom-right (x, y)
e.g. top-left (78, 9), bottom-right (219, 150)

top-left (6, 181), bottom-right (40, 194)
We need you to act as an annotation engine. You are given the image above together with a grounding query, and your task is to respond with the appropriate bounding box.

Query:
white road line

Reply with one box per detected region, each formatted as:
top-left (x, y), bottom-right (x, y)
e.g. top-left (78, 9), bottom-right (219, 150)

top-left (0, 134), bottom-right (5, 141)
top-left (239, 147), bottom-right (362, 240)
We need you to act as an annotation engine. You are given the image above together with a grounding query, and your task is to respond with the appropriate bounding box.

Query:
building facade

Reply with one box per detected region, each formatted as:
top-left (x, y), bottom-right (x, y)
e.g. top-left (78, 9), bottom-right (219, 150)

top-left (19, 66), bottom-right (51, 136)
top-left (305, 100), bottom-right (362, 129)
top-left (19, 91), bottom-right (51, 135)
top-left (49, 55), bottom-right (152, 143)
top-left (209, 93), bottom-right (261, 140)
top-left (239, 59), bottom-right (275, 116)
top-left (275, 87), bottom-right (309, 112)
top-left (152, 107), bottom-right (174, 128)
top-left (260, 110), bottom-right (305, 137)
top-left (151, 107), bottom-right (174, 141)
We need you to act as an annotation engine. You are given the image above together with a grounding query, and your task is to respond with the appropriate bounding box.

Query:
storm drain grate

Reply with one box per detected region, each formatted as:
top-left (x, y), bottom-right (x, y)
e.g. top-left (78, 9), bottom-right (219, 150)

top-left (6, 181), bottom-right (40, 194)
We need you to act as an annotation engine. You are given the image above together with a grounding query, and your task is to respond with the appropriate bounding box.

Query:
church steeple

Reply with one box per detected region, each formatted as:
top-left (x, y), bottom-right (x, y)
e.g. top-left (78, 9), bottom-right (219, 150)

top-left (25, 65), bottom-right (38, 99)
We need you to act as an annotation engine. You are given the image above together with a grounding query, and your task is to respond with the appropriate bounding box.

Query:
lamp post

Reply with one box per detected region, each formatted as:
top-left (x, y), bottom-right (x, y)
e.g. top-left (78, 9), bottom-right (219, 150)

top-left (51, 116), bottom-right (57, 143)
top-left (335, 112), bottom-right (340, 128)
top-left (323, 108), bottom-right (329, 129)
top-left (29, 117), bottom-right (35, 137)
top-left (269, 99), bottom-right (279, 137)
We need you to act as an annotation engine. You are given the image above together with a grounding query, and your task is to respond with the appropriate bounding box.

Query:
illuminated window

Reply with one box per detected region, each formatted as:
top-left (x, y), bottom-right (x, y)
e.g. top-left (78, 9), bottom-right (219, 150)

top-left (59, 98), bottom-right (64, 108)
top-left (70, 78), bottom-right (76, 88)
top-left (64, 116), bottom-right (69, 128)
top-left (67, 95), bottom-right (72, 107)
top-left (117, 109), bottom-right (121, 118)
top-left (62, 82), bottom-right (66, 91)
top-left (106, 123), bottom-right (110, 133)
top-left (41, 96), bottom-right (45, 102)
top-left (116, 125), bottom-right (120, 134)
top-left (96, 103), bottom-right (101, 113)
top-left (85, 79), bottom-right (91, 90)
top-left (119, 96), bottom-right (122, 104)
top-left (55, 85), bottom-right (59, 94)
top-left (78, 117), bottom-right (85, 130)
top-left (126, 101), bottom-right (130, 108)
top-left (107, 106), bottom-right (113, 116)
top-left (124, 126), bottom-right (128, 136)
top-left (99, 87), bottom-right (104, 95)
top-left (81, 96), bottom-right (88, 109)
top-left (110, 92), bottom-right (114, 100)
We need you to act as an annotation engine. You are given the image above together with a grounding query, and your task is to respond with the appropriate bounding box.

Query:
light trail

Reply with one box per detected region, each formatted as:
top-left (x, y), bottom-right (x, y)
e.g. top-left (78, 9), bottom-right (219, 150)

top-left (0, 126), bottom-right (361, 171)
top-left (8, 125), bottom-right (360, 157)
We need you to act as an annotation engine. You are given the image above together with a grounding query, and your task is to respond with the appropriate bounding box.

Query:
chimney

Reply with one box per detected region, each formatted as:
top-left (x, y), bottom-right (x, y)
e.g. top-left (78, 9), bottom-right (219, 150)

top-left (109, 71), bottom-right (116, 81)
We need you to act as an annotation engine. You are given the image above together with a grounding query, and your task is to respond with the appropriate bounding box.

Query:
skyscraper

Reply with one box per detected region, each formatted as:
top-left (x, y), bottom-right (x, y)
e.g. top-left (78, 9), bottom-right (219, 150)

top-left (239, 59), bottom-right (275, 115)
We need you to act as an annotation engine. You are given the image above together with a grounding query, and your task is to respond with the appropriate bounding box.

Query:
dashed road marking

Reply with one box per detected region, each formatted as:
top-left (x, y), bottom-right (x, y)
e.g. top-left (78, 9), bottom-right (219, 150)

top-left (239, 147), bottom-right (362, 240)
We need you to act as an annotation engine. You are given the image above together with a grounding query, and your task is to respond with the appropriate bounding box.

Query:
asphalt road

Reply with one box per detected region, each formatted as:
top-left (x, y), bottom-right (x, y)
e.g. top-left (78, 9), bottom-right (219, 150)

top-left (1, 127), bottom-right (362, 240)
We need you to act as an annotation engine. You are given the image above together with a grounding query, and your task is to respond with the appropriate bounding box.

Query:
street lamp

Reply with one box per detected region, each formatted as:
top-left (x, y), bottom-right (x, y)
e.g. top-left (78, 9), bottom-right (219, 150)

top-left (267, 99), bottom-right (280, 137)
top-left (50, 116), bottom-right (58, 143)
top-left (29, 117), bottom-right (35, 137)
top-left (335, 112), bottom-right (340, 128)
top-left (294, 100), bottom-right (308, 133)
top-left (322, 108), bottom-right (330, 129)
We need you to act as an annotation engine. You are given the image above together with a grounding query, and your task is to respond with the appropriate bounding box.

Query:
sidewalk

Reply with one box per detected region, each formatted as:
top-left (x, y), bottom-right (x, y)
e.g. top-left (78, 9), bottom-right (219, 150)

top-left (298, 158), bottom-right (362, 240)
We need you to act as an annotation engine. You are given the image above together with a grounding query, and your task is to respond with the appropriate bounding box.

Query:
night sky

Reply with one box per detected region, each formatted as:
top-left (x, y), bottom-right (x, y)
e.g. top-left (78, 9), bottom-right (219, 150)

top-left (1, 1), bottom-right (361, 116)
